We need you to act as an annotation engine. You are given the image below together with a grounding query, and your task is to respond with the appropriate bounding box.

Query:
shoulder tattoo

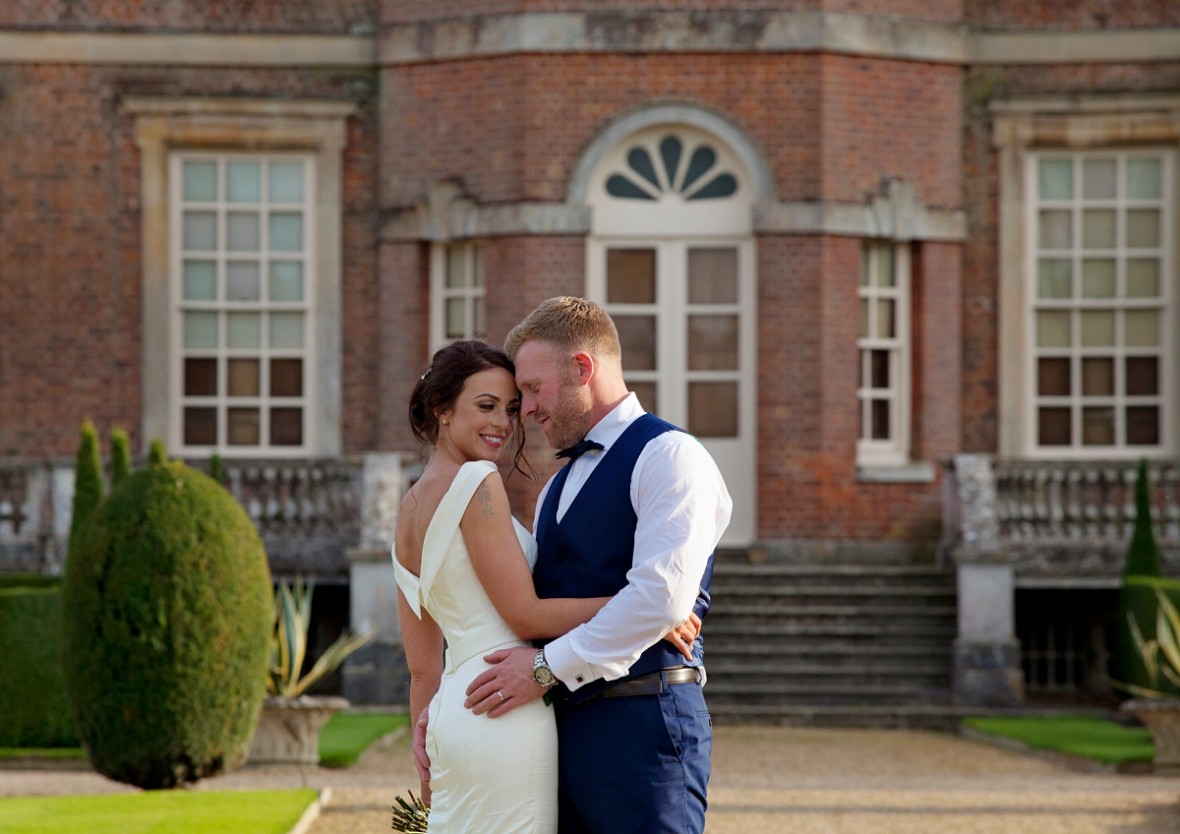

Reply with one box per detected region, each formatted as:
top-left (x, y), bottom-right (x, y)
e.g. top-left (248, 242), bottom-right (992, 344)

top-left (474, 480), bottom-right (496, 519)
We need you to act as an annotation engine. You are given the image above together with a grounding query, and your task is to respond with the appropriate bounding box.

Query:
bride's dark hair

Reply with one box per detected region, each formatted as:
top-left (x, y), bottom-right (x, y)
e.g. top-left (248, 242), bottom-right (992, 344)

top-left (408, 340), bottom-right (534, 479)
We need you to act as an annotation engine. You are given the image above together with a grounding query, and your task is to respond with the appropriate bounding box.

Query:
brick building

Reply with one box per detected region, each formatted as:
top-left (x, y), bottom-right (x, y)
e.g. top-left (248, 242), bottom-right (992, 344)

top-left (2, 2), bottom-right (1179, 715)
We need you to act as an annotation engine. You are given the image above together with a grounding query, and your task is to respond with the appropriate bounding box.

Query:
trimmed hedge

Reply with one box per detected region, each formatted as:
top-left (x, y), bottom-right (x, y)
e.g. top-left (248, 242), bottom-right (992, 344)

top-left (62, 461), bottom-right (272, 789)
top-left (0, 584), bottom-right (78, 747)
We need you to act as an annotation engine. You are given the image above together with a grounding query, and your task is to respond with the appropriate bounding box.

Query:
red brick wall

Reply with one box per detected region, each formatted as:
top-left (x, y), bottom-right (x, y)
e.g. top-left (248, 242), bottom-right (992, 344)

top-left (965, 0), bottom-right (1180, 29)
top-left (0, 1), bottom-right (376, 31)
top-left (0, 62), bottom-right (379, 458)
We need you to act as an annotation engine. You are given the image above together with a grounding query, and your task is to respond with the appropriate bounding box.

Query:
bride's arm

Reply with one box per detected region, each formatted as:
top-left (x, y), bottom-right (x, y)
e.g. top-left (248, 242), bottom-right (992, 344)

top-left (464, 472), bottom-right (608, 639)
top-left (398, 586), bottom-right (442, 801)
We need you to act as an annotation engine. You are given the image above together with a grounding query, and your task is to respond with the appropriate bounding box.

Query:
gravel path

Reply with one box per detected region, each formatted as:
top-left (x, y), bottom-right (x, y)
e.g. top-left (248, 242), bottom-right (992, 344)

top-left (3, 725), bottom-right (1177, 833)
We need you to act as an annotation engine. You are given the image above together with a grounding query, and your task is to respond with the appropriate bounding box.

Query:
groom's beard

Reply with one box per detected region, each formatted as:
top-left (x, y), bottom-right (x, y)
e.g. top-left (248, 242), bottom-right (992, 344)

top-left (541, 379), bottom-right (593, 452)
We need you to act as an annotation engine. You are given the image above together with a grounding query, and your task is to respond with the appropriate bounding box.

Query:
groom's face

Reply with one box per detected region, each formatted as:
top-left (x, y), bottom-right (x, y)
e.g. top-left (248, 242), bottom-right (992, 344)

top-left (514, 339), bottom-right (591, 450)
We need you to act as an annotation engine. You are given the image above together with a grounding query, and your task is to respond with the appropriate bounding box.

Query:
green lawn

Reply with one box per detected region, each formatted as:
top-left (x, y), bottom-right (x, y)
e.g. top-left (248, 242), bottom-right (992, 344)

top-left (0, 747), bottom-right (86, 761)
top-left (962, 715), bottom-right (1154, 766)
top-left (318, 711), bottom-right (407, 768)
top-left (0, 788), bottom-right (317, 834)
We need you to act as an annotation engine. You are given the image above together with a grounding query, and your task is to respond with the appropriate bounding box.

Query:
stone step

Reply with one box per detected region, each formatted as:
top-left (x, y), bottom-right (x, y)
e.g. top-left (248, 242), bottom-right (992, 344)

top-left (705, 643), bottom-right (950, 660)
top-left (712, 563), bottom-right (955, 584)
top-left (703, 681), bottom-right (949, 706)
top-left (713, 583), bottom-right (956, 598)
top-left (711, 602), bottom-right (956, 620)
top-left (705, 659), bottom-right (949, 678)
top-left (704, 621), bottom-right (956, 639)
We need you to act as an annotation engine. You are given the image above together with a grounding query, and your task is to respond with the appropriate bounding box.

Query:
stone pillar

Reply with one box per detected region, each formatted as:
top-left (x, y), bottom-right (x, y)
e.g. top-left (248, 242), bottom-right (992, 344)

top-left (341, 453), bottom-right (409, 705)
top-left (950, 454), bottom-right (1024, 706)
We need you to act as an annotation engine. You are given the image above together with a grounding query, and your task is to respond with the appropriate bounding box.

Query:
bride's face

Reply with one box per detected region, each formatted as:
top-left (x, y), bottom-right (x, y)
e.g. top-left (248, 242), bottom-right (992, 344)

top-left (436, 367), bottom-right (520, 463)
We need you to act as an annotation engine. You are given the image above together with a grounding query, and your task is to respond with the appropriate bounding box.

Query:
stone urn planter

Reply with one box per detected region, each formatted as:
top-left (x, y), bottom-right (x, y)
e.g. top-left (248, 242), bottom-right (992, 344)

top-left (248, 695), bottom-right (350, 765)
top-left (1121, 698), bottom-right (1180, 776)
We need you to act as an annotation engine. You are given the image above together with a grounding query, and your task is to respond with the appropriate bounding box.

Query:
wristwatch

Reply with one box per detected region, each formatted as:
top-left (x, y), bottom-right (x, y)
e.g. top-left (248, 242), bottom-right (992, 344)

top-left (532, 649), bottom-right (558, 688)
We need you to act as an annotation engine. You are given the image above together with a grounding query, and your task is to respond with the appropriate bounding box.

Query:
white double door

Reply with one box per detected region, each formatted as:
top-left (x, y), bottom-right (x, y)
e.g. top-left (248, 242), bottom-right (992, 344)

top-left (588, 239), bottom-right (755, 545)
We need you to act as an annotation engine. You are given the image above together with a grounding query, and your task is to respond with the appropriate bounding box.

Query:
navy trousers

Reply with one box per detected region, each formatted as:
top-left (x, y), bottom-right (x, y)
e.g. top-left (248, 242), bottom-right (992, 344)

top-left (552, 680), bottom-right (712, 834)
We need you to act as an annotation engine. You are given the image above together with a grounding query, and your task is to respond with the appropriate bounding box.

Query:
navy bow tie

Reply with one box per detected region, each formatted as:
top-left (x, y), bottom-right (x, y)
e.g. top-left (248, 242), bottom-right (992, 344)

top-left (555, 439), bottom-right (604, 461)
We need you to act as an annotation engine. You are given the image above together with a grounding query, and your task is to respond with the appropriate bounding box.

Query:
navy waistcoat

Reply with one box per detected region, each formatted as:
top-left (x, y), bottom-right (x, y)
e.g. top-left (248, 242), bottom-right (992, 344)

top-left (534, 412), bottom-right (715, 704)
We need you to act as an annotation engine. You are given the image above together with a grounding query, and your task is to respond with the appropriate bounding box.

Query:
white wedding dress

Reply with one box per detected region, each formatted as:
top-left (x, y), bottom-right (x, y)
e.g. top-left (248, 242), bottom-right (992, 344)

top-left (393, 460), bottom-right (558, 834)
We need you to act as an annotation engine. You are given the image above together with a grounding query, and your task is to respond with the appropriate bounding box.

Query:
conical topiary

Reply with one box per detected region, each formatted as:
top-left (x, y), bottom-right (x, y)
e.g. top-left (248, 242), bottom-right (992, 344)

top-left (148, 438), bottom-right (167, 466)
top-left (1114, 460), bottom-right (1170, 693)
top-left (61, 459), bottom-right (272, 789)
top-left (68, 420), bottom-right (104, 557)
top-left (109, 428), bottom-right (132, 488)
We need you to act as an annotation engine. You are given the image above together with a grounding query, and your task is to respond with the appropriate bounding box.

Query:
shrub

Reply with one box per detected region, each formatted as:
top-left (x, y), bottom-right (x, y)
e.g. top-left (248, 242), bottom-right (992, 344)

top-left (1113, 460), bottom-right (1168, 691)
top-left (0, 584), bottom-right (78, 747)
top-left (61, 460), bottom-right (272, 789)
top-left (109, 428), bottom-right (132, 487)
top-left (68, 420), bottom-right (104, 557)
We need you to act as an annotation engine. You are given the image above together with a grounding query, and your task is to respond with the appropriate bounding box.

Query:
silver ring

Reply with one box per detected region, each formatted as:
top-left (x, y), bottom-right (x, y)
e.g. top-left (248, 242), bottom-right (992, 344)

top-left (497, 690), bottom-right (505, 702)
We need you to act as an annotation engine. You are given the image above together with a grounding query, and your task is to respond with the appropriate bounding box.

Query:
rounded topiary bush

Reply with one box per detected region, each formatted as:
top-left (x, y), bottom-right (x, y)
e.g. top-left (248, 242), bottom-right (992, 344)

top-left (62, 460), bottom-right (272, 789)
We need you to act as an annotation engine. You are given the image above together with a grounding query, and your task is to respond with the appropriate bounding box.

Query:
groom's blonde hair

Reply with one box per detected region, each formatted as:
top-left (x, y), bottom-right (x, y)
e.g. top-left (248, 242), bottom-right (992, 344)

top-left (505, 296), bottom-right (622, 363)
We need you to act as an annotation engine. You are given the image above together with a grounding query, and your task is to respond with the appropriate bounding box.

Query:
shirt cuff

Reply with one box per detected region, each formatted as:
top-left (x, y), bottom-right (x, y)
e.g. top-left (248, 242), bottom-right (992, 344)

top-left (544, 635), bottom-right (597, 693)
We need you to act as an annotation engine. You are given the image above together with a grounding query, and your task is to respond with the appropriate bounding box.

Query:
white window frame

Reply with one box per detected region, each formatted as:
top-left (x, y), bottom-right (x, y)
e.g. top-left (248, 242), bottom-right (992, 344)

top-left (170, 151), bottom-right (316, 455)
top-left (1023, 149), bottom-right (1174, 458)
top-left (857, 242), bottom-right (912, 468)
top-left (993, 95), bottom-right (1180, 460)
top-left (125, 97), bottom-right (353, 458)
top-left (429, 241), bottom-right (486, 352)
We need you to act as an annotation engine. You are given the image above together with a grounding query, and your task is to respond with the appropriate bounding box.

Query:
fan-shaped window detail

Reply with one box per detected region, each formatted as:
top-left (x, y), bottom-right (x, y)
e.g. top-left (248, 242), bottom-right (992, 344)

top-left (605, 135), bottom-right (738, 202)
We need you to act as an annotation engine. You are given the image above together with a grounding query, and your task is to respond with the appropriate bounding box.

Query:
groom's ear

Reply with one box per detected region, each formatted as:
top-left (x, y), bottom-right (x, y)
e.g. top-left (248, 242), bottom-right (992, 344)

top-left (572, 351), bottom-right (594, 386)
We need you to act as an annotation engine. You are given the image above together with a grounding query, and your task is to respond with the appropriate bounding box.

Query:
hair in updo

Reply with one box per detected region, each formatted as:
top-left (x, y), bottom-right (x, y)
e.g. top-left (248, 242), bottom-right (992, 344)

top-left (408, 339), bottom-right (533, 478)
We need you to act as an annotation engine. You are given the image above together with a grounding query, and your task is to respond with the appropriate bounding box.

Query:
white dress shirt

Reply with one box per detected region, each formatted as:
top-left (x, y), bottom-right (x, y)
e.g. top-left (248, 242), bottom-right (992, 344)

top-left (535, 394), bottom-right (732, 691)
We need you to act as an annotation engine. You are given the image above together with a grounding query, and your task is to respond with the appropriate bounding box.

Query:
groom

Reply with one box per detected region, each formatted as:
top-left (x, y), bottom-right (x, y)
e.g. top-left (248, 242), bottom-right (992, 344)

top-left (462, 296), bottom-right (731, 834)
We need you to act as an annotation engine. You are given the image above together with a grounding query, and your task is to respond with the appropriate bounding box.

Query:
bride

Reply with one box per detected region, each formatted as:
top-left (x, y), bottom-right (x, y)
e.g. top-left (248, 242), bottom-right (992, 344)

top-left (393, 340), bottom-right (696, 833)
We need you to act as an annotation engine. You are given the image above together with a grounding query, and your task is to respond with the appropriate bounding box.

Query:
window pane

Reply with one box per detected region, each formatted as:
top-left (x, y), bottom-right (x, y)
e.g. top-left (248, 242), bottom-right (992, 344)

top-left (875, 246), bottom-right (895, 288)
top-left (1127, 209), bottom-right (1160, 248)
top-left (871, 399), bottom-right (890, 441)
top-left (629, 381), bottom-right (657, 412)
top-left (184, 358), bottom-right (217, 396)
top-left (1037, 259), bottom-right (1072, 299)
top-left (227, 358), bottom-right (260, 397)
top-left (1082, 407), bottom-right (1114, 446)
top-left (1039, 210), bottom-right (1072, 249)
top-left (1080, 259), bottom-right (1114, 298)
top-left (270, 312), bottom-right (304, 349)
top-left (1125, 310), bottom-right (1159, 348)
top-left (227, 262), bottom-right (260, 301)
top-left (1082, 158), bottom-right (1116, 200)
top-left (269, 262), bottom-right (304, 302)
top-left (268, 212), bottom-right (303, 252)
top-left (183, 211), bottom-right (217, 250)
top-left (227, 161), bottom-right (261, 203)
top-left (184, 407), bottom-right (217, 445)
top-left (1127, 259), bottom-right (1160, 298)
top-left (184, 311), bottom-right (218, 349)
top-left (1127, 158), bottom-right (1161, 200)
top-left (1126, 357), bottom-right (1159, 396)
top-left (473, 297), bottom-right (486, 339)
top-left (227, 408), bottom-right (260, 446)
top-left (607, 249), bottom-right (656, 304)
top-left (1036, 311), bottom-right (1070, 348)
top-left (1081, 210), bottom-right (1115, 249)
top-left (1127, 406), bottom-right (1160, 446)
top-left (1038, 357), bottom-right (1070, 396)
top-left (1081, 357), bottom-right (1113, 396)
top-left (227, 211), bottom-right (260, 251)
top-left (859, 247), bottom-right (870, 287)
top-left (183, 160), bottom-right (218, 202)
top-left (445, 298), bottom-right (466, 338)
top-left (271, 358), bottom-right (303, 396)
top-left (688, 248), bottom-right (738, 304)
top-left (615, 315), bottom-right (656, 371)
top-left (687, 315), bottom-right (738, 371)
top-left (871, 349), bottom-right (890, 389)
top-left (270, 408), bottom-right (303, 446)
top-left (446, 247), bottom-right (466, 289)
top-left (227, 312), bottom-right (261, 349)
top-left (1038, 407), bottom-right (1071, 446)
top-left (1080, 310), bottom-right (1114, 347)
top-left (688, 382), bottom-right (737, 438)
top-left (859, 299), bottom-right (869, 338)
top-left (269, 161), bottom-right (304, 202)
top-left (183, 260), bottom-right (217, 301)
top-left (1038, 159), bottom-right (1073, 200)
top-left (473, 249), bottom-right (485, 288)
top-left (876, 300), bottom-right (895, 339)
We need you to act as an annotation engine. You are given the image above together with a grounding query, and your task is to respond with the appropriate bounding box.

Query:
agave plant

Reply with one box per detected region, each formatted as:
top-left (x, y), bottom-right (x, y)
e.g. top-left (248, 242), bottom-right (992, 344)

top-left (1122, 588), bottom-right (1180, 699)
top-left (267, 578), bottom-right (371, 698)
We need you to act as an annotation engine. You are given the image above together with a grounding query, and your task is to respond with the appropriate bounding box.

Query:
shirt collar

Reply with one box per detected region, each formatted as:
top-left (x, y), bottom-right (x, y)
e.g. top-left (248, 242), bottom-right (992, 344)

top-left (584, 393), bottom-right (644, 452)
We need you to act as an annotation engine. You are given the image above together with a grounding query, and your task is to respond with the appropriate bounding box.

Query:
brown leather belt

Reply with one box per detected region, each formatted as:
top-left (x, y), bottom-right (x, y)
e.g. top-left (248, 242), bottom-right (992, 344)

top-left (586, 666), bottom-right (704, 700)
